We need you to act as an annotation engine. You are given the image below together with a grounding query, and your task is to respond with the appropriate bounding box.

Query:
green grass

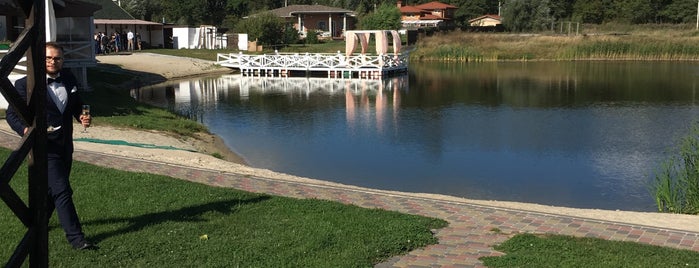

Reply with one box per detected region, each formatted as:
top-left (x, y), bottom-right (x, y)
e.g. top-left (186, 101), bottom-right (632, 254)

top-left (480, 233), bottom-right (699, 267)
top-left (278, 41), bottom-right (346, 54)
top-left (0, 148), bottom-right (447, 267)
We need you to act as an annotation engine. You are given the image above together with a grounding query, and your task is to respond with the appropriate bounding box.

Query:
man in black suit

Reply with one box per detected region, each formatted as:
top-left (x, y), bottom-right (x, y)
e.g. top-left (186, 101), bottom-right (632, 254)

top-left (5, 42), bottom-right (94, 250)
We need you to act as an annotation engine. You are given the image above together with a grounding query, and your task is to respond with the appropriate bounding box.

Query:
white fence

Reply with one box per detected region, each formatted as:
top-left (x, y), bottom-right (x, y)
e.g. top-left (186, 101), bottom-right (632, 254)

top-left (216, 52), bottom-right (409, 79)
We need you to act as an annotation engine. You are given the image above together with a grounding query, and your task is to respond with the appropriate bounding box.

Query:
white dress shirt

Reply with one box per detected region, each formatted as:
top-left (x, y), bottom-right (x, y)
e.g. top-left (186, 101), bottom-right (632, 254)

top-left (47, 74), bottom-right (67, 113)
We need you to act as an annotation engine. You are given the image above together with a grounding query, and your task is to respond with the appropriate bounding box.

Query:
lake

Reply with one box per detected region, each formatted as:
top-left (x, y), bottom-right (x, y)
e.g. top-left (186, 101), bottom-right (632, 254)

top-left (133, 61), bottom-right (699, 212)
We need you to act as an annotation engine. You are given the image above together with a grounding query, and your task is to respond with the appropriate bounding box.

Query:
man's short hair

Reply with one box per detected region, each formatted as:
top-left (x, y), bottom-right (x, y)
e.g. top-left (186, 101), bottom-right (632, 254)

top-left (46, 41), bottom-right (63, 52)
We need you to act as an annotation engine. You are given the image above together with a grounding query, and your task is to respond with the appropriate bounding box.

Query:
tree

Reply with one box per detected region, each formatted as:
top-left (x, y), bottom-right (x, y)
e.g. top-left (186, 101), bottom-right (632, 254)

top-left (501, 0), bottom-right (553, 32)
top-left (204, 0), bottom-right (229, 26)
top-left (613, 0), bottom-right (655, 23)
top-left (283, 24), bottom-right (301, 45)
top-left (122, 0), bottom-right (164, 22)
top-left (572, 0), bottom-right (605, 23)
top-left (356, 0), bottom-right (380, 16)
top-left (549, 0), bottom-right (574, 21)
top-left (661, 0), bottom-right (698, 23)
top-left (159, 1), bottom-right (203, 26)
top-left (358, 3), bottom-right (401, 30)
top-left (235, 12), bottom-right (286, 46)
top-left (452, 0), bottom-right (492, 29)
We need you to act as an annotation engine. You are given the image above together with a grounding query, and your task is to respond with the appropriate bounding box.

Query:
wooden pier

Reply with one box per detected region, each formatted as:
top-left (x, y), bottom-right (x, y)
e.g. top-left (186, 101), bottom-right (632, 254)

top-left (216, 30), bottom-right (409, 79)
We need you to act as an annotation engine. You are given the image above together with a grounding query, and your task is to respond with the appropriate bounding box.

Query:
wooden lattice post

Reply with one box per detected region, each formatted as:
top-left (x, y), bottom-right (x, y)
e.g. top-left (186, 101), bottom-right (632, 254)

top-left (0, 0), bottom-right (49, 267)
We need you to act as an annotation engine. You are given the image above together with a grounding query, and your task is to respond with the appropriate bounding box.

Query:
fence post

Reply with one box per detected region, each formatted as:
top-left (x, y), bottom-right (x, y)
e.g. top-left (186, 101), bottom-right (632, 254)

top-left (0, 0), bottom-right (49, 266)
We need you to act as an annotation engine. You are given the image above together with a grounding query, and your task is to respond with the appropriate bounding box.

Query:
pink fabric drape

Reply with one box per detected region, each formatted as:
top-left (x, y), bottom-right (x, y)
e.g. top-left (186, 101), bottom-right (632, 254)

top-left (360, 33), bottom-right (370, 54)
top-left (376, 31), bottom-right (388, 55)
top-left (345, 33), bottom-right (356, 57)
top-left (391, 30), bottom-right (401, 55)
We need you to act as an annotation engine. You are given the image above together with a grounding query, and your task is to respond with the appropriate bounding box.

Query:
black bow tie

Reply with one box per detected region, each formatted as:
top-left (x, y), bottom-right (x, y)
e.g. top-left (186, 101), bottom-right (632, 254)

top-left (47, 77), bottom-right (62, 84)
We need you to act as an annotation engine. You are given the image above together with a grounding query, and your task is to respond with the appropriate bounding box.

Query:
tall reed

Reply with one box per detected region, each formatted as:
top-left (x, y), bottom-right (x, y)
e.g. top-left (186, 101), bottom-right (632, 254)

top-left (651, 124), bottom-right (699, 214)
top-left (411, 26), bottom-right (699, 62)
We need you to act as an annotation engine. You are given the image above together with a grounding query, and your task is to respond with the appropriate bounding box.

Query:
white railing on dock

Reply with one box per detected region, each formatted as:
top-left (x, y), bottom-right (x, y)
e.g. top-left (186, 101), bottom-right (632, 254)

top-left (216, 52), bottom-right (409, 79)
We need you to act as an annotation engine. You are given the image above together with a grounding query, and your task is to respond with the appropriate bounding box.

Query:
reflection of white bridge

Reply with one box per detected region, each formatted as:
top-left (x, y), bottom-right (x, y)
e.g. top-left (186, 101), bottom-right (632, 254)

top-left (216, 30), bottom-right (409, 79)
top-left (134, 74), bottom-right (409, 106)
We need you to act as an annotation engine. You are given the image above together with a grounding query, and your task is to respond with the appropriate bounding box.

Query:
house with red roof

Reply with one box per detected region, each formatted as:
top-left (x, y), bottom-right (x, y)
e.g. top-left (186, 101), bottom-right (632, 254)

top-left (397, 0), bottom-right (457, 30)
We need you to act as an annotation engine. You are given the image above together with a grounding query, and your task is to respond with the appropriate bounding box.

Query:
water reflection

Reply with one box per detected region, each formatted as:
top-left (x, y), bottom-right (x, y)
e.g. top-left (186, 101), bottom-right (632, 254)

top-left (133, 74), bottom-right (409, 127)
top-left (134, 61), bottom-right (699, 211)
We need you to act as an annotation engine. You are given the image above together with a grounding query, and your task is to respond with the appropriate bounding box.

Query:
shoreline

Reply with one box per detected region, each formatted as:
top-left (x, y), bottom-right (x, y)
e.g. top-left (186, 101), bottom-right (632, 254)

top-left (90, 53), bottom-right (699, 233)
top-left (96, 53), bottom-right (246, 164)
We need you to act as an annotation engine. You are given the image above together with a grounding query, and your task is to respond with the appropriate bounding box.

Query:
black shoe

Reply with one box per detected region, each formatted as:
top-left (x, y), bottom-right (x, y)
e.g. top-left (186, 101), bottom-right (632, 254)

top-left (73, 241), bottom-right (97, 250)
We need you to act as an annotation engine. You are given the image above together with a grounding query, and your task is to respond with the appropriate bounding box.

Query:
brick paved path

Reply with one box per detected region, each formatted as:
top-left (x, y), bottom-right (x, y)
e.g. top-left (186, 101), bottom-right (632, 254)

top-left (1, 131), bottom-right (698, 267)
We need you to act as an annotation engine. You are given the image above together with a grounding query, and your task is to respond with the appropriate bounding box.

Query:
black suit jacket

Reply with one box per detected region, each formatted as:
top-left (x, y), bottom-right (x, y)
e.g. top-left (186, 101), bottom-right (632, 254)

top-left (5, 70), bottom-right (85, 156)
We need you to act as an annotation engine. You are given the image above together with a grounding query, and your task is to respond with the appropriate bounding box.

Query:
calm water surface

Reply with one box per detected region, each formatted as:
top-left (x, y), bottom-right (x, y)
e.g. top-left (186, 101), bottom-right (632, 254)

top-left (134, 61), bottom-right (699, 211)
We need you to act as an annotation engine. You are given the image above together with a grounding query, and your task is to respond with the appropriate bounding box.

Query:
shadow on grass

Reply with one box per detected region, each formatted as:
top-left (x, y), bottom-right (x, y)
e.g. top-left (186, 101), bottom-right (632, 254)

top-left (83, 196), bottom-right (270, 243)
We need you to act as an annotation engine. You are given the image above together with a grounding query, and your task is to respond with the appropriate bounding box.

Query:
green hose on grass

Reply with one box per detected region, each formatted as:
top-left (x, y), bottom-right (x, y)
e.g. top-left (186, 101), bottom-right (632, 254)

top-left (74, 138), bottom-right (196, 152)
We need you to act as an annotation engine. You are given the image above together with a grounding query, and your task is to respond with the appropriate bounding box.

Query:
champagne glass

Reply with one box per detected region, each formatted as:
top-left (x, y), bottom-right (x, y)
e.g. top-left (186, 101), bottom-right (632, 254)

top-left (81, 104), bottom-right (90, 133)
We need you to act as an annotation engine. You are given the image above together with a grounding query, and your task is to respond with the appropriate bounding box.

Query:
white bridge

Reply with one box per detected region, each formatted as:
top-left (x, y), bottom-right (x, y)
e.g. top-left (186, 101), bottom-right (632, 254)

top-left (216, 30), bottom-right (409, 79)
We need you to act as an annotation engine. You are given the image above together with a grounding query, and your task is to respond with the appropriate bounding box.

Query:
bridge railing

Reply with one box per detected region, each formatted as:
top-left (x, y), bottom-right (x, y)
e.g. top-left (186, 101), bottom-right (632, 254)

top-left (216, 52), bottom-right (408, 70)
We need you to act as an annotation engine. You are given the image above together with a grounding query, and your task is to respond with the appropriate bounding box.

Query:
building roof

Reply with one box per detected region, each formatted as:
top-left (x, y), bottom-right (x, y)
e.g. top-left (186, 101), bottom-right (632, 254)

top-left (468, 14), bottom-right (501, 23)
top-left (0, 0), bottom-right (100, 17)
top-left (269, 5), bottom-right (355, 18)
top-left (80, 0), bottom-right (134, 19)
top-left (94, 19), bottom-right (162, 25)
top-left (399, 6), bottom-right (424, 14)
top-left (421, 14), bottom-right (444, 20)
top-left (415, 1), bottom-right (457, 10)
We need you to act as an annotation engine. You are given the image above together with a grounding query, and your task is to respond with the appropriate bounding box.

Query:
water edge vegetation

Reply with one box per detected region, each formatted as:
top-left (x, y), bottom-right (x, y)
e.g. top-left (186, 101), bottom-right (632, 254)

top-left (411, 24), bottom-right (699, 62)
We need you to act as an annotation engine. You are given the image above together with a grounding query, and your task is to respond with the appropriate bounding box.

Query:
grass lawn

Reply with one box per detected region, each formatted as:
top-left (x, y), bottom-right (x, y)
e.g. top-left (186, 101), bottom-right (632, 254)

top-left (0, 149), bottom-right (447, 267)
top-left (480, 233), bottom-right (699, 267)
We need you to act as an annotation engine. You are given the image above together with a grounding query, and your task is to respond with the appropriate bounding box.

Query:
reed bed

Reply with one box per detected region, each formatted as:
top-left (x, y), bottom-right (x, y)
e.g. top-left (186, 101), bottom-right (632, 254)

top-left (651, 124), bottom-right (699, 214)
top-left (411, 27), bottom-right (699, 62)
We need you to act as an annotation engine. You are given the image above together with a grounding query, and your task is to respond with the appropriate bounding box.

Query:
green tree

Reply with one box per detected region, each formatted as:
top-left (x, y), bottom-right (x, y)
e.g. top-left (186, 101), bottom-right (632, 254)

top-left (358, 3), bottom-right (401, 30)
top-left (235, 12), bottom-right (285, 46)
top-left (356, 0), bottom-right (380, 15)
top-left (203, 0), bottom-right (229, 26)
top-left (572, 0), bottom-right (605, 23)
top-left (661, 0), bottom-right (698, 23)
top-left (283, 24), bottom-right (301, 45)
top-left (549, 0), bottom-right (574, 21)
top-left (452, 0), bottom-right (491, 29)
top-left (122, 0), bottom-right (164, 21)
top-left (501, 0), bottom-right (552, 32)
top-left (613, 0), bottom-right (655, 23)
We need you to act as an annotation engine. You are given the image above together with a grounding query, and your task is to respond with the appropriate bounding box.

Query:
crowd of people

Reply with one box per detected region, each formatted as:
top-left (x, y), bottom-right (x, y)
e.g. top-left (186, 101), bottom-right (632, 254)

top-left (94, 30), bottom-right (141, 55)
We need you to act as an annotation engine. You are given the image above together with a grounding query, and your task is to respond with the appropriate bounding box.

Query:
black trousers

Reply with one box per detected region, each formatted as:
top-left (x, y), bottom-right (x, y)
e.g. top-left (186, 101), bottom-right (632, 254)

top-left (47, 153), bottom-right (85, 246)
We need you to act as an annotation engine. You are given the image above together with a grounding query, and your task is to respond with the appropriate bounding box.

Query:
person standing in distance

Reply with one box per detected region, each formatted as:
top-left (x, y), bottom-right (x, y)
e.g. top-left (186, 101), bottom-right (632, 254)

top-left (5, 42), bottom-right (95, 250)
top-left (127, 30), bottom-right (134, 51)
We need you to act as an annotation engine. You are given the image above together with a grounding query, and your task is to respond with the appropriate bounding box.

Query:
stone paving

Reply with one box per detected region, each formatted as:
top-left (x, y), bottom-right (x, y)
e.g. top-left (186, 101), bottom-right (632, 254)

top-left (1, 132), bottom-right (698, 267)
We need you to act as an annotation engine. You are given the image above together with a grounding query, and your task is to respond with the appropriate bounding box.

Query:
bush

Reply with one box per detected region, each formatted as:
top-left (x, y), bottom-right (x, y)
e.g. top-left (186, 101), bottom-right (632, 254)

top-left (305, 30), bottom-right (320, 44)
top-left (234, 12), bottom-right (285, 46)
top-left (358, 3), bottom-right (401, 30)
top-left (651, 124), bottom-right (699, 214)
